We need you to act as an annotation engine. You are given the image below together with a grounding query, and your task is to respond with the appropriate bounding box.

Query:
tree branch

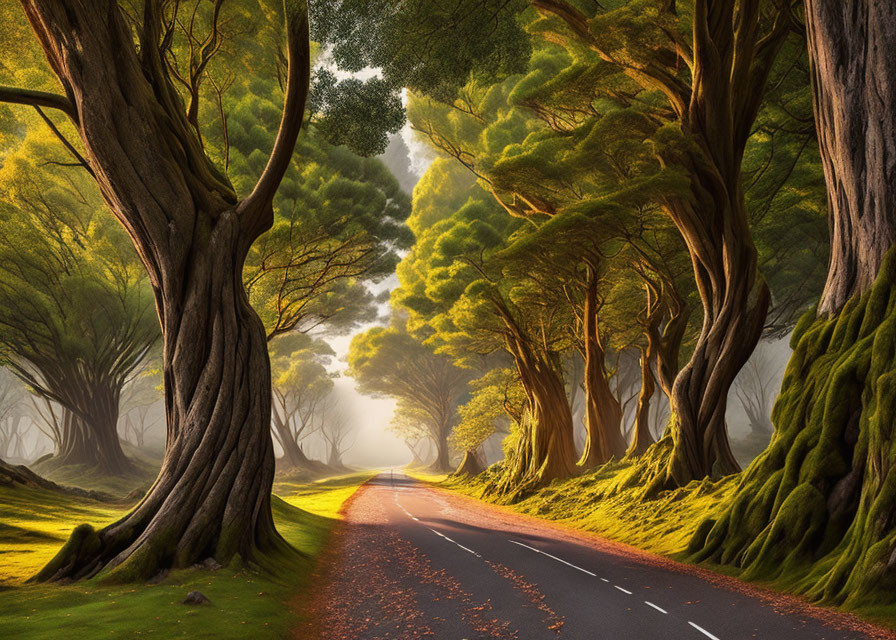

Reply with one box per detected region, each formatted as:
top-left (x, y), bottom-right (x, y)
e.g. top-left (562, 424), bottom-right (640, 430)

top-left (0, 85), bottom-right (77, 122)
top-left (238, 0), bottom-right (311, 237)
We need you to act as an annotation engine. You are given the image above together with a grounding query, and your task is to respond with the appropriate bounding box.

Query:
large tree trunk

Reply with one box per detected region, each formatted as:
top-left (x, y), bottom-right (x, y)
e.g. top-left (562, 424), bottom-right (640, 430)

top-left (579, 265), bottom-right (627, 467)
top-left (658, 67), bottom-right (774, 482)
top-left (36, 224), bottom-right (283, 582)
top-left (453, 449), bottom-right (484, 477)
top-left (495, 324), bottom-right (578, 497)
top-left (21, 0), bottom-right (309, 582)
top-left (691, 1), bottom-right (896, 606)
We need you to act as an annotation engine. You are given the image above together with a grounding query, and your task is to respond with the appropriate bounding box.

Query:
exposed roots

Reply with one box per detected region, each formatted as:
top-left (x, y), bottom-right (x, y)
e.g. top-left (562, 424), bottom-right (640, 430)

top-left (690, 248), bottom-right (896, 606)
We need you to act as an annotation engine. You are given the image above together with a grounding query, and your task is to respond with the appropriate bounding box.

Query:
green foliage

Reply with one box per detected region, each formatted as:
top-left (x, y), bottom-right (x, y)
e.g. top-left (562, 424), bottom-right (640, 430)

top-left (451, 369), bottom-right (524, 453)
top-left (0, 127), bottom-right (158, 408)
top-left (312, 0), bottom-right (531, 103)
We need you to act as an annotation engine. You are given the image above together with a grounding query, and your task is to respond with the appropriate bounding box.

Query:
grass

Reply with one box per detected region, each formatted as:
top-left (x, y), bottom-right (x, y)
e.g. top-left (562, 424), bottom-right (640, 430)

top-left (412, 461), bottom-right (896, 630)
top-left (30, 445), bottom-right (162, 497)
top-left (412, 461), bottom-right (735, 557)
top-left (0, 470), bottom-right (374, 639)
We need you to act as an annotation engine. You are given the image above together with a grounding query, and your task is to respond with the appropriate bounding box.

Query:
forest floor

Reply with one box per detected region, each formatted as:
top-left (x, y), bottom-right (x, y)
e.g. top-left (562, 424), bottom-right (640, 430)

top-left (0, 469), bottom-right (374, 639)
top-left (410, 462), bottom-right (896, 632)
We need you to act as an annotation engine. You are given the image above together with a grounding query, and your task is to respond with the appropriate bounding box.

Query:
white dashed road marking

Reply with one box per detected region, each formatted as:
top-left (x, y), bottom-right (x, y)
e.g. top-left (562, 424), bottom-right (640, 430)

top-left (509, 540), bottom-right (597, 577)
top-left (429, 528), bottom-right (481, 557)
top-left (689, 621), bottom-right (721, 640)
top-left (393, 479), bottom-right (724, 640)
top-left (645, 601), bottom-right (668, 614)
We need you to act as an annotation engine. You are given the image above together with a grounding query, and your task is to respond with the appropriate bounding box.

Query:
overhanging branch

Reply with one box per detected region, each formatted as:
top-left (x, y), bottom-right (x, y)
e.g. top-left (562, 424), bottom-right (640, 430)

top-left (0, 85), bottom-right (77, 122)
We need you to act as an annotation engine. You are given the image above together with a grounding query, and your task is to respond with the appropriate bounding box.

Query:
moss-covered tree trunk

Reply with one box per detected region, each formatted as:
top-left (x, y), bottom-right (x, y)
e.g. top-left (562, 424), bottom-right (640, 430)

top-left (18, 0), bottom-right (310, 582)
top-left (579, 264), bottom-right (626, 467)
top-left (494, 300), bottom-right (578, 495)
top-left (691, 1), bottom-right (896, 605)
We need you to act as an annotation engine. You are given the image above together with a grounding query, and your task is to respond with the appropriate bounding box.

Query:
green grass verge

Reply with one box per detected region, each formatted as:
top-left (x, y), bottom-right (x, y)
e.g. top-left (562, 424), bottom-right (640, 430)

top-left (0, 470), bottom-right (374, 639)
top-left (412, 462), bottom-right (896, 629)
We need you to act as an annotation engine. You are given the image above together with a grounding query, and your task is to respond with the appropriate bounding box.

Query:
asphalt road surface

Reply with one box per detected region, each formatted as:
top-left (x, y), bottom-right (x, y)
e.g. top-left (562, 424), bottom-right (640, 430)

top-left (300, 473), bottom-right (891, 640)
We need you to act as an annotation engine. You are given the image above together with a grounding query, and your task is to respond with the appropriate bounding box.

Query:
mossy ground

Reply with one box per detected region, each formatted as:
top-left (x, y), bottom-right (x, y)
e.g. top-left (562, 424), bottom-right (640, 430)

top-left (413, 460), bottom-right (896, 630)
top-left (0, 470), bottom-right (374, 639)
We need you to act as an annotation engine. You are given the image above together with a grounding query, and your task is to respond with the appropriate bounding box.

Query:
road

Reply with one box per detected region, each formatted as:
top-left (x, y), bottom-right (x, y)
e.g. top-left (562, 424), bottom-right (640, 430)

top-left (299, 473), bottom-right (890, 640)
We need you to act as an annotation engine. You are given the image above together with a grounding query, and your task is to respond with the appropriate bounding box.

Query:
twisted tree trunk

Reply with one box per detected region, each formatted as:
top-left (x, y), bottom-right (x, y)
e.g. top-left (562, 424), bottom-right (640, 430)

top-left (495, 301), bottom-right (578, 496)
top-left (691, 1), bottom-right (896, 605)
top-left (15, 0), bottom-right (310, 582)
top-left (579, 265), bottom-right (626, 467)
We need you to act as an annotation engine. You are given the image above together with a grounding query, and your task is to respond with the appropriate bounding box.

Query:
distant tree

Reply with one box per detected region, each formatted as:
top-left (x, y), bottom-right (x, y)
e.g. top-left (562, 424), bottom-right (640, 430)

top-left (348, 323), bottom-right (469, 472)
top-left (119, 367), bottom-right (163, 450)
top-left (0, 369), bottom-right (27, 460)
top-left (0, 151), bottom-right (158, 475)
top-left (269, 333), bottom-right (334, 472)
top-left (732, 345), bottom-right (781, 439)
top-left (318, 398), bottom-right (355, 470)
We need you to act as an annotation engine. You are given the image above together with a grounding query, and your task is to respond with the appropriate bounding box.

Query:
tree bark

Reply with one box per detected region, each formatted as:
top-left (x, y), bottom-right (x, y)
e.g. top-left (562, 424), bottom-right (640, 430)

top-left (579, 265), bottom-right (626, 466)
top-left (691, 1), bottom-right (896, 605)
top-left (453, 449), bottom-right (484, 476)
top-left (627, 345), bottom-right (656, 457)
top-left (493, 298), bottom-right (578, 495)
top-left (813, 2), bottom-right (896, 315)
top-left (19, 0), bottom-right (310, 582)
top-left (429, 424), bottom-right (452, 472)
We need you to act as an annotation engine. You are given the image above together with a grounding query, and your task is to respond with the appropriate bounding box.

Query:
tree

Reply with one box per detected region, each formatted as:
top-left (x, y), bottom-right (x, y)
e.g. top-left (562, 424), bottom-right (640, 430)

top-left (318, 396), bottom-right (354, 469)
top-left (0, 368), bottom-right (27, 460)
top-left (269, 333), bottom-right (333, 472)
top-left (318, 0), bottom-right (801, 486)
top-left (119, 367), bottom-right (163, 450)
top-left (451, 368), bottom-right (525, 476)
top-left (691, 2), bottom-right (896, 606)
top-left (348, 323), bottom-right (468, 472)
top-left (732, 344), bottom-right (780, 439)
top-left (0, 0), bottom-right (400, 582)
top-left (0, 156), bottom-right (158, 475)
top-left (393, 180), bottom-right (581, 491)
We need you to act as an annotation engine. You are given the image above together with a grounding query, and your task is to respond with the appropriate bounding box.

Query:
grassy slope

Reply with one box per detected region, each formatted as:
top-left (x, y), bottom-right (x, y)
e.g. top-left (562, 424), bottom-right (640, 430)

top-left (413, 461), bottom-right (896, 629)
top-left (0, 471), bottom-right (374, 639)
